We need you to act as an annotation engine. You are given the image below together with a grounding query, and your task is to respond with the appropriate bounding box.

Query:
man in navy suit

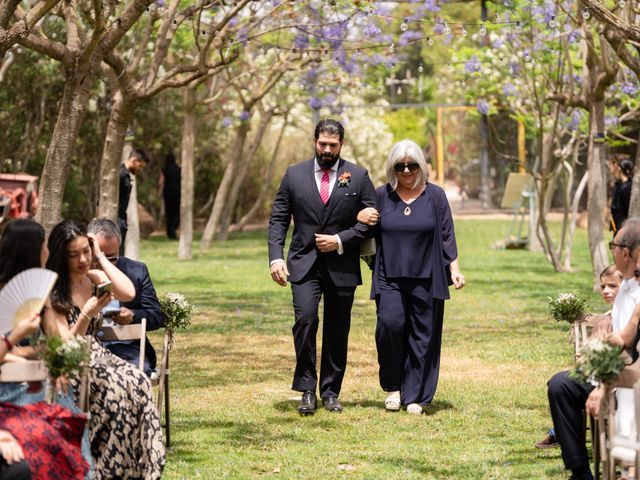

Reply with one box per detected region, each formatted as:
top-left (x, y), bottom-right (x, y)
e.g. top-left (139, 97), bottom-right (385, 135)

top-left (88, 218), bottom-right (164, 377)
top-left (268, 119), bottom-right (376, 414)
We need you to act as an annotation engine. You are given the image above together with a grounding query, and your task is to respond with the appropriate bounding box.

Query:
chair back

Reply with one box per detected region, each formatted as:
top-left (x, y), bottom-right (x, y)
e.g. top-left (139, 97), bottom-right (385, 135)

top-left (96, 317), bottom-right (147, 371)
top-left (0, 360), bottom-right (47, 382)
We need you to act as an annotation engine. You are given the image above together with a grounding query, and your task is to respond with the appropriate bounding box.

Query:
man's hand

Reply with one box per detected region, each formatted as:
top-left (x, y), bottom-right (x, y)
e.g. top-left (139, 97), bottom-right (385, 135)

top-left (0, 430), bottom-right (24, 464)
top-left (315, 234), bottom-right (338, 253)
top-left (585, 385), bottom-right (605, 417)
top-left (270, 260), bottom-right (289, 287)
top-left (113, 307), bottom-right (134, 325)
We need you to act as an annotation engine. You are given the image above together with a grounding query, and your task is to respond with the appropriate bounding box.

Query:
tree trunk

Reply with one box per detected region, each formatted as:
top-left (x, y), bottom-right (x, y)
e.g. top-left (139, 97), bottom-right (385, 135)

top-left (97, 90), bottom-right (135, 220)
top-left (479, 115), bottom-right (492, 209)
top-left (628, 129), bottom-right (640, 217)
top-left (586, 100), bottom-right (609, 288)
top-left (235, 117), bottom-right (288, 231)
top-left (35, 65), bottom-right (92, 232)
top-left (199, 122), bottom-right (250, 251)
top-left (564, 171), bottom-right (589, 270)
top-left (218, 110), bottom-right (273, 240)
top-left (178, 85), bottom-right (196, 260)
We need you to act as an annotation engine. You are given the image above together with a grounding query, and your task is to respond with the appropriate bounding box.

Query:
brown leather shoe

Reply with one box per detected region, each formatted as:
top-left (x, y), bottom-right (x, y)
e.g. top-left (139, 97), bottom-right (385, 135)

top-left (535, 432), bottom-right (559, 449)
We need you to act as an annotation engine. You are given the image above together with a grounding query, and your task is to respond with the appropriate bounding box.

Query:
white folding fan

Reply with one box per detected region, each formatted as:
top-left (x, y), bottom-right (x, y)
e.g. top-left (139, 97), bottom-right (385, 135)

top-left (0, 268), bottom-right (58, 335)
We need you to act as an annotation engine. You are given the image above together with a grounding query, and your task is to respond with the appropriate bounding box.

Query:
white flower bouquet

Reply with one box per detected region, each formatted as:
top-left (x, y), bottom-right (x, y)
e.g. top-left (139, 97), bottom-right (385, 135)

top-left (159, 292), bottom-right (196, 332)
top-left (39, 335), bottom-right (89, 380)
top-left (571, 338), bottom-right (625, 385)
top-left (548, 292), bottom-right (587, 323)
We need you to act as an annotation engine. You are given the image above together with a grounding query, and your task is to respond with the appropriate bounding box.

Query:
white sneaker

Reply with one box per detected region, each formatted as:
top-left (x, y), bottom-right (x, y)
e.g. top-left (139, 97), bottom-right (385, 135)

top-left (384, 391), bottom-right (401, 411)
top-left (406, 403), bottom-right (423, 415)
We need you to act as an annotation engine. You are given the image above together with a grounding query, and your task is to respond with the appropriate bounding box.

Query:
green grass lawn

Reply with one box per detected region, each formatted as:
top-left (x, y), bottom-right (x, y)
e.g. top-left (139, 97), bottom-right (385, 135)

top-left (142, 219), bottom-right (605, 480)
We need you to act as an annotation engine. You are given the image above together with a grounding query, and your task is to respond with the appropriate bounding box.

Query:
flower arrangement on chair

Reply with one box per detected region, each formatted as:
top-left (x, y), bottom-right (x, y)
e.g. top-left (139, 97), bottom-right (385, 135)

top-left (159, 292), bottom-right (196, 349)
top-left (570, 338), bottom-right (625, 385)
top-left (548, 292), bottom-right (588, 324)
top-left (38, 335), bottom-right (90, 403)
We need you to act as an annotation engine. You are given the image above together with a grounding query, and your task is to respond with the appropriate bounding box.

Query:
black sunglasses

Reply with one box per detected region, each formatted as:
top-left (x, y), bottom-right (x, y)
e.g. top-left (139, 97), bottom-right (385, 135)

top-left (608, 241), bottom-right (628, 252)
top-left (394, 162), bottom-right (420, 172)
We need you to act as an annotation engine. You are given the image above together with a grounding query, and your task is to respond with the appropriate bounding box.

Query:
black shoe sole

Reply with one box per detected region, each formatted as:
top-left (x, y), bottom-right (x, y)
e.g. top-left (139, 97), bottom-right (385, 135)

top-left (298, 410), bottom-right (316, 415)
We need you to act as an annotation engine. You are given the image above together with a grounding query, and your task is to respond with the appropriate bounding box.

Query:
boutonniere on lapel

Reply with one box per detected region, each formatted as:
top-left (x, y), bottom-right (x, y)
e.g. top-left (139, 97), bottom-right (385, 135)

top-left (337, 171), bottom-right (351, 187)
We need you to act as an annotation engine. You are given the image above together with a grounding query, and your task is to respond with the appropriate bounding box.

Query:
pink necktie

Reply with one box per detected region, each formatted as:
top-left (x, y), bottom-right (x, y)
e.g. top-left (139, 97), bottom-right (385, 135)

top-left (320, 170), bottom-right (330, 204)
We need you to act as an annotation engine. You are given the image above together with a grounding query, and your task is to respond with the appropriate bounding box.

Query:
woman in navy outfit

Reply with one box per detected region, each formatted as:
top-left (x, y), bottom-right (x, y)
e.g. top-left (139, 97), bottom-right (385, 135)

top-left (358, 139), bottom-right (465, 414)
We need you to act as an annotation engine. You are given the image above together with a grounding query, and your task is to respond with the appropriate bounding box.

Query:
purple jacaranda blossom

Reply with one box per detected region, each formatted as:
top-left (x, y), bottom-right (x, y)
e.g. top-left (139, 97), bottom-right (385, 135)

top-left (503, 82), bottom-right (517, 97)
top-left (432, 22), bottom-right (445, 35)
top-left (229, 17), bottom-right (238, 27)
top-left (398, 31), bottom-right (424, 46)
top-left (294, 34), bottom-right (309, 50)
top-left (492, 37), bottom-right (505, 49)
top-left (155, 0), bottom-right (166, 6)
top-left (465, 56), bottom-right (482, 74)
top-left (605, 115), bottom-right (619, 127)
top-left (310, 97), bottom-right (323, 110)
top-left (370, 53), bottom-right (386, 65)
top-left (237, 27), bottom-right (249, 44)
top-left (239, 111), bottom-right (250, 122)
top-left (620, 82), bottom-right (638, 96)
top-left (324, 94), bottom-right (337, 107)
top-left (221, 117), bottom-right (232, 128)
top-left (363, 22), bottom-right (382, 38)
top-left (477, 100), bottom-right (490, 115)
top-left (568, 110), bottom-right (581, 131)
top-left (423, 0), bottom-right (441, 12)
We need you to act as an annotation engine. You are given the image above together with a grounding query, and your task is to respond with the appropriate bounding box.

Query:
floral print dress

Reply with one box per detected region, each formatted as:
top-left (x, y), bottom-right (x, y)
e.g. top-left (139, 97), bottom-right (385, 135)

top-left (68, 307), bottom-right (165, 479)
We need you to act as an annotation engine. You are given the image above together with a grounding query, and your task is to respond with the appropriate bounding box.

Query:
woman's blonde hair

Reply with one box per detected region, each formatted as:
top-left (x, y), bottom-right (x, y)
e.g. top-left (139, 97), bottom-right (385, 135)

top-left (386, 139), bottom-right (429, 190)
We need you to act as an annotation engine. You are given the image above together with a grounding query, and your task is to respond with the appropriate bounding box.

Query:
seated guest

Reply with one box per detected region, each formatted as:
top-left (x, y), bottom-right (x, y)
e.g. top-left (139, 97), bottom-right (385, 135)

top-left (536, 265), bottom-right (623, 449)
top-left (0, 219), bottom-right (88, 479)
top-left (88, 218), bottom-right (164, 377)
top-left (44, 220), bottom-right (165, 479)
top-left (546, 218), bottom-right (640, 480)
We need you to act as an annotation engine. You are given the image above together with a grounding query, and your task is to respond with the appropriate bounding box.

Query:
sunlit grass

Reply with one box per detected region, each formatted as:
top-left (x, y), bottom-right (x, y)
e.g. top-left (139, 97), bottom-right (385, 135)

top-left (142, 219), bottom-right (605, 479)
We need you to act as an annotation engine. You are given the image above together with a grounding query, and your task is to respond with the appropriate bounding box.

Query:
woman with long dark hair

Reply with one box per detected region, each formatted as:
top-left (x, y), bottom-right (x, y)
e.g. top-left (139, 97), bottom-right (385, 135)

top-left (0, 219), bottom-right (88, 479)
top-left (609, 155), bottom-right (634, 234)
top-left (44, 219), bottom-right (164, 479)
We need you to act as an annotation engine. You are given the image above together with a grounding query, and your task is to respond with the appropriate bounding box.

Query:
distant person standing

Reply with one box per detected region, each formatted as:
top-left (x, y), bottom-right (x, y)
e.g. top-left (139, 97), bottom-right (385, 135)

top-left (609, 154), bottom-right (634, 234)
top-left (161, 152), bottom-right (181, 240)
top-left (119, 148), bottom-right (149, 253)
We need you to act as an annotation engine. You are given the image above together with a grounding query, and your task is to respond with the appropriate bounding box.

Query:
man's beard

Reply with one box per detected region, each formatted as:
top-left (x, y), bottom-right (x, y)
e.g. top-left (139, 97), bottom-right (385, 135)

top-left (316, 149), bottom-right (340, 170)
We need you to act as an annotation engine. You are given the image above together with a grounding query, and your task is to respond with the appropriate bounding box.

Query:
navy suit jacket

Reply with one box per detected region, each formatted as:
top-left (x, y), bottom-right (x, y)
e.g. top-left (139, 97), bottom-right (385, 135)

top-left (268, 158), bottom-right (376, 287)
top-left (114, 256), bottom-right (164, 368)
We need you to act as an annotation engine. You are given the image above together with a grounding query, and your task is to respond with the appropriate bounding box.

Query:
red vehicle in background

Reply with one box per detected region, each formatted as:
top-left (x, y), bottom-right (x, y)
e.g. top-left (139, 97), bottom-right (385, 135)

top-left (0, 174), bottom-right (38, 222)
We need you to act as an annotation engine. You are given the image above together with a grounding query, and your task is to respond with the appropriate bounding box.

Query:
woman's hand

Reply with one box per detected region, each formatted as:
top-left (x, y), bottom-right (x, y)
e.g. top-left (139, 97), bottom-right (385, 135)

top-left (585, 386), bottom-right (605, 417)
top-left (357, 207), bottom-right (379, 226)
top-left (451, 271), bottom-right (466, 289)
top-left (0, 430), bottom-right (25, 464)
top-left (606, 332), bottom-right (625, 347)
top-left (81, 292), bottom-right (112, 320)
top-left (56, 375), bottom-right (70, 396)
top-left (87, 232), bottom-right (103, 260)
top-left (9, 313), bottom-right (41, 345)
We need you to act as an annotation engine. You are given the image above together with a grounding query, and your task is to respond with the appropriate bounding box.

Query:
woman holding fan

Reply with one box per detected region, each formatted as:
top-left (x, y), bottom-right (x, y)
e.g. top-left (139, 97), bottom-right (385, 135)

top-left (0, 219), bottom-right (88, 479)
top-left (44, 220), bottom-right (165, 479)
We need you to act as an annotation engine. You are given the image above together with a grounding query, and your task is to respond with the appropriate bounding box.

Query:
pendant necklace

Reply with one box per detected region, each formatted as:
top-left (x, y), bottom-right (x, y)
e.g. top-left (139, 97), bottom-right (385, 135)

top-left (404, 206), bottom-right (411, 216)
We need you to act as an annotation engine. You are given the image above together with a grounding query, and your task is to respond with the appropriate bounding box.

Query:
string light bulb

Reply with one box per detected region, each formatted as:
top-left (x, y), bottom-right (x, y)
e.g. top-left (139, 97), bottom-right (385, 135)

top-left (479, 24), bottom-right (487, 36)
top-left (427, 36), bottom-right (433, 46)
top-left (389, 42), bottom-right (395, 53)
top-left (582, 8), bottom-right (591, 19)
top-left (443, 22), bottom-right (451, 34)
top-left (397, 86), bottom-right (402, 95)
top-left (548, 15), bottom-right (556, 28)
top-left (460, 26), bottom-right (467, 36)
top-left (618, 0), bottom-right (626, 8)
top-left (418, 63), bottom-right (424, 73)
top-left (400, 18), bottom-right (409, 32)
top-left (309, 0), bottom-right (322, 9)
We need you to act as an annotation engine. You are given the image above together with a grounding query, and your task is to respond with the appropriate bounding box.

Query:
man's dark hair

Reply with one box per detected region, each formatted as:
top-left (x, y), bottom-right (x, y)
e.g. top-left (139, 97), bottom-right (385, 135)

top-left (619, 217), bottom-right (640, 252)
top-left (88, 218), bottom-right (122, 245)
top-left (130, 148), bottom-right (149, 164)
top-left (314, 119), bottom-right (345, 142)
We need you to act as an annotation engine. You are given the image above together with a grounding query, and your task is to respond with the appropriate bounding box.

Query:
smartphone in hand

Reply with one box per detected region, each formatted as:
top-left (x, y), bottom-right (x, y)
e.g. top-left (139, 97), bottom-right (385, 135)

top-left (92, 281), bottom-right (112, 298)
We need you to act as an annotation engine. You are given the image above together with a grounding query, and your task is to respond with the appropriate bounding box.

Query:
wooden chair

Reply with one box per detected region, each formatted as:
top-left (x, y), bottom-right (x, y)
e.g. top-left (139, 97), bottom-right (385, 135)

top-left (97, 318), bottom-right (171, 446)
top-left (0, 359), bottom-right (47, 382)
top-left (573, 314), bottom-right (608, 479)
top-left (602, 364), bottom-right (640, 479)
